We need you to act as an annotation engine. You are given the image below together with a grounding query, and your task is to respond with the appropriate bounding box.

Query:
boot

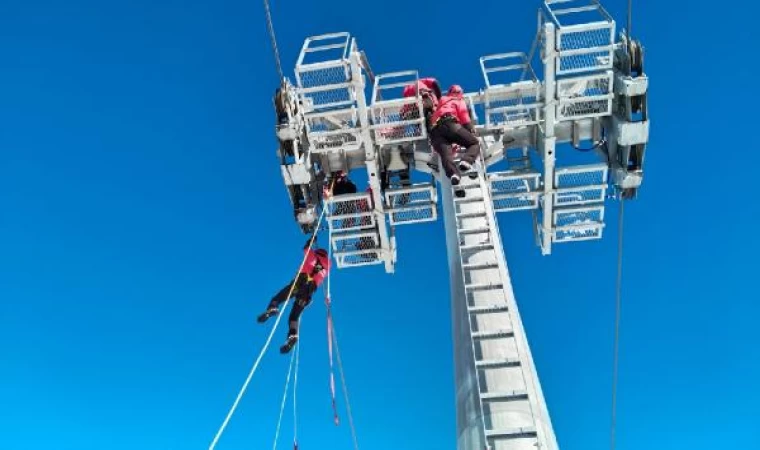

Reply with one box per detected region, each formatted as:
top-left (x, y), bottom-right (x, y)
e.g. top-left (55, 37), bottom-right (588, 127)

top-left (257, 307), bottom-right (278, 323)
top-left (280, 335), bottom-right (298, 354)
top-left (456, 159), bottom-right (472, 172)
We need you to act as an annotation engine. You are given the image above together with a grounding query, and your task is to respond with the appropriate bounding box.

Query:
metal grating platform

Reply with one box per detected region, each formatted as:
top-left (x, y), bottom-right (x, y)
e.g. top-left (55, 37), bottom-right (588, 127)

top-left (489, 171), bottom-right (542, 212)
top-left (384, 183), bottom-right (438, 225)
top-left (326, 193), bottom-right (375, 233)
top-left (544, 0), bottom-right (616, 75)
top-left (554, 164), bottom-right (608, 207)
top-left (303, 107), bottom-right (363, 153)
top-left (370, 71), bottom-right (427, 146)
top-left (480, 53), bottom-right (542, 130)
top-left (556, 71), bottom-right (614, 120)
top-left (553, 205), bottom-right (605, 243)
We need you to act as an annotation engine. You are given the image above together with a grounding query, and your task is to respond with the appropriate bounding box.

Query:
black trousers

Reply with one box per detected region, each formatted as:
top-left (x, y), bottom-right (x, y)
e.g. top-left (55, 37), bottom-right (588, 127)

top-left (268, 273), bottom-right (316, 336)
top-left (430, 120), bottom-right (481, 178)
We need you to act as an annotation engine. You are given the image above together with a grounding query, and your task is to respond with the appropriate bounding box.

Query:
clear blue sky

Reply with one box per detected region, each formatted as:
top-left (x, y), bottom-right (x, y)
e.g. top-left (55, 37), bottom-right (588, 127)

top-left (1, 1), bottom-right (758, 449)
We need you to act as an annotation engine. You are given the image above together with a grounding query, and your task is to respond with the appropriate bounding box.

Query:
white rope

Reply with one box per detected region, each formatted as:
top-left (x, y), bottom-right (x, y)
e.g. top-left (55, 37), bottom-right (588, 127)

top-left (332, 322), bottom-right (360, 450)
top-left (208, 202), bottom-right (330, 450)
top-left (324, 204), bottom-right (359, 449)
top-left (208, 305), bottom-right (288, 450)
top-left (610, 200), bottom-right (625, 450)
top-left (293, 332), bottom-right (301, 446)
top-left (273, 350), bottom-right (297, 450)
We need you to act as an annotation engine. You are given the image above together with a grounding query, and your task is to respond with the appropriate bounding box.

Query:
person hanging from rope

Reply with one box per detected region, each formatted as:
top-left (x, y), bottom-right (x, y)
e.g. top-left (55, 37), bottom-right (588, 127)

top-left (257, 238), bottom-right (331, 354)
top-left (429, 84), bottom-right (481, 192)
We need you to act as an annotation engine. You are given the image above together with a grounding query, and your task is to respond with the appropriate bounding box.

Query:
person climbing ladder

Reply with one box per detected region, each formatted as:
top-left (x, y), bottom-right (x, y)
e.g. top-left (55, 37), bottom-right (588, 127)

top-left (429, 84), bottom-right (481, 196)
top-left (258, 238), bottom-right (331, 354)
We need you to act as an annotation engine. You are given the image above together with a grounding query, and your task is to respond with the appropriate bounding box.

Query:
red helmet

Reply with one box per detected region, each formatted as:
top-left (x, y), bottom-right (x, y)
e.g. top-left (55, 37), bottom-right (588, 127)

top-left (315, 248), bottom-right (328, 258)
top-left (448, 84), bottom-right (464, 97)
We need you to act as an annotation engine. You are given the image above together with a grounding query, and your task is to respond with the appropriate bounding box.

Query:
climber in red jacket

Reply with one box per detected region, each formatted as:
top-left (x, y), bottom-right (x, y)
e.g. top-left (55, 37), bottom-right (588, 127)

top-left (429, 84), bottom-right (481, 187)
top-left (400, 77), bottom-right (442, 133)
top-left (258, 238), bottom-right (332, 354)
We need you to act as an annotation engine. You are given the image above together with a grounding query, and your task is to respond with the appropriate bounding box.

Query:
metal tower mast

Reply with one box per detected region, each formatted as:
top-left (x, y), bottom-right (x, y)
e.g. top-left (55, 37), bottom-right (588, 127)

top-left (272, 2), bottom-right (649, 448)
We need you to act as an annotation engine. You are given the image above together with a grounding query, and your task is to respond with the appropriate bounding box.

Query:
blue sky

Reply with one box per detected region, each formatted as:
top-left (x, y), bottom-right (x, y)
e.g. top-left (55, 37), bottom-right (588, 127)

top-left (1, 0), bottom-right (758, 449)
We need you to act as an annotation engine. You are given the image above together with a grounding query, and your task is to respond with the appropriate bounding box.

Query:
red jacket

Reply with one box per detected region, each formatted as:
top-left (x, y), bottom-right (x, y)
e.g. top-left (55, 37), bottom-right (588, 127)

top-left (400, 78), bottom-right (440, 123)
top-left (430, 94), bottom-right (472, 127)
top-left (301, 248), bottom-right (331, 286)
top-left (402, 78), bottom-right (440, 99)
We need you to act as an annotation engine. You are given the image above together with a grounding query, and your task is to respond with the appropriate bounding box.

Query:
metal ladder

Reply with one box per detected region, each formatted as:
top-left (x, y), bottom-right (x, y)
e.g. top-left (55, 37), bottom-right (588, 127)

top-left (451, 169), bottom-right (557, 450)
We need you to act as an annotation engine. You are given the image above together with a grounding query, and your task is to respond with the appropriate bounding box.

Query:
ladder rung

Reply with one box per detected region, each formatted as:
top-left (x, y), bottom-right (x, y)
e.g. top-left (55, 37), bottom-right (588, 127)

top-left (455, 211), bottom-right (486, 219)
top-left (485, 427), bottom-right (538, 439)
top-left (460, 243), bottom-right (494, 252)
top-left (462, 261), bottom-right (499, 270)
top-left (454, 195), bottom-right (485, 203)
top-left (458, 226), bottom-right (490, 235)
top-left (480, 390), bottom-right (529, 402)
top-left (475, 358), bottom-right (521, 369)
top-left (472, 329), bottom-right (514, 340)
top-left (465, 282), bottom-right (503, 291)
top-left (467, 304), bottom-right (509, 314)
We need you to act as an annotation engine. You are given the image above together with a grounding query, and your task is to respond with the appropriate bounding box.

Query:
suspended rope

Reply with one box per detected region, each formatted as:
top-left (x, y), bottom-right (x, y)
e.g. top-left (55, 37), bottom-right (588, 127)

top-left (262, 0), bottom-right (284, 81)
top-left (208, 199), bottom-right (330, 450)
top-left (332, 315), bottom-right (360, 450)
top-left (208, 304), bottom-right (287, 450)
top-left (322, 194), bottom-right (359, 449)
top-left (293, 333), bottom-right (301, 449)
top-left (273, 350), bottom-right (297, 450)
top-left (610, 2), bottom-right (635, 449)
top-left (326, 244), bottom-right (341, 426)
top-left (326, 305), bottom-right (340, 425)
top-left (610, 200), bottom-right (625, 450)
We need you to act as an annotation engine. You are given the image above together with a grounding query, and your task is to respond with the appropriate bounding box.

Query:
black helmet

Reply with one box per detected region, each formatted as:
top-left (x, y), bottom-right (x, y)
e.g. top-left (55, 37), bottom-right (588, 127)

top-left (314, 249), bottom-right (328, 258)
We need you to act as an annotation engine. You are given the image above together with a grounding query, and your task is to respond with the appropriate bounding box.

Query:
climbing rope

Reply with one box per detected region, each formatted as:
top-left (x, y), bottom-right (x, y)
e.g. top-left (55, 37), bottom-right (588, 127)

top-left (610, 200), bottom-right (625, 450)
top-left (273, 350), bottom-right (297, 450)
top-left (293, 334), bottom-right (301, 449)
top-left (323, 206), bottom-right (359, 449)
top-left (326, 305), bottom-right (340, 425)
top-left (610, 3), bottom-right (635, 449)
top-left (325, 240), bottom-right (341, 426)
top-left (262, 0), bottom-right (284, 81)
top-left (332, 320), bottom-right (360, 450)
top-left (208, 199), bottom-right (330, 450)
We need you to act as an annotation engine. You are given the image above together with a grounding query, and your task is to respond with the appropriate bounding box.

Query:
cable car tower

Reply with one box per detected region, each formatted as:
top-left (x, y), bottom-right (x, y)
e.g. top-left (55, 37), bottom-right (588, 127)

top-left (273, 1), bottom-right (648, 448)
